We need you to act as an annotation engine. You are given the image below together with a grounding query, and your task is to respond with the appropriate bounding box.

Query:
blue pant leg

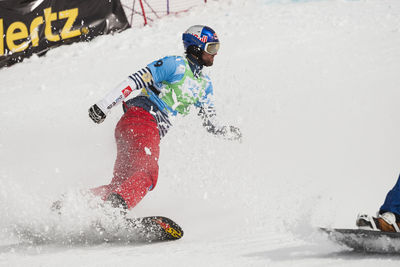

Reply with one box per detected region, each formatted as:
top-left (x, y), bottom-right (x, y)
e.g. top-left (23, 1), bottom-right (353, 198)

top-left (379, 174), bottom-right (400, 220)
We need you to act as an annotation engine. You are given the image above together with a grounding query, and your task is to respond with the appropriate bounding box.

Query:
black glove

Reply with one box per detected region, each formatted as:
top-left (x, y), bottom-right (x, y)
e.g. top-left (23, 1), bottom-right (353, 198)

top-left (222, 126), bottom-right (242, 141)
top-left (88, 104), bottom-right (106, 124)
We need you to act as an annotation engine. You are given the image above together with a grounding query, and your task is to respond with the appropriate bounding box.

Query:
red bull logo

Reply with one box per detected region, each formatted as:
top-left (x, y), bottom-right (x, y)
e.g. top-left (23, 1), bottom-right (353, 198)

top-left (154, 218), bottom-right (183, 238)
top-left (191, 33), bottom-right (208, 43)
top-left (213, 32), bottom-right (218, 41)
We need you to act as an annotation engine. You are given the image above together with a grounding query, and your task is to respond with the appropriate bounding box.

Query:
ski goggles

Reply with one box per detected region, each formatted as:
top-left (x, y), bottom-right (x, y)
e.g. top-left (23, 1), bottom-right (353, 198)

top-left (204, 42), bottom-right (220, 55)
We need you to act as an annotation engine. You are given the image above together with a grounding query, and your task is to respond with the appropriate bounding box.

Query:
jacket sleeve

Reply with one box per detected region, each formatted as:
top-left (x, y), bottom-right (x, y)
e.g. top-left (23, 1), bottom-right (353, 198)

top-left (197, 77), bottom-right (242, 141)
top-left (96, 67), bottom-right (155, 114)
top-left (96, 56), bottom-right (183, 114)
top-left (196, 78), bottom-right (225, 135)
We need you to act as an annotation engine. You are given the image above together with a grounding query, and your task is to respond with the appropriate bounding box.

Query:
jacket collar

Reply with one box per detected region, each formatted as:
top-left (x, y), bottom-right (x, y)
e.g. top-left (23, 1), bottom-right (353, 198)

top-left (186, 54), bottom-right (203, 78)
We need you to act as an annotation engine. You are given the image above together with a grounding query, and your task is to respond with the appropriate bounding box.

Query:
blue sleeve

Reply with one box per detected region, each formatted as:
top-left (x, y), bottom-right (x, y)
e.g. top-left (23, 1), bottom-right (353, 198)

top-left (147, 56), bottom-right (186, 83)
top-left (196, 75), bottom-right (215, 108)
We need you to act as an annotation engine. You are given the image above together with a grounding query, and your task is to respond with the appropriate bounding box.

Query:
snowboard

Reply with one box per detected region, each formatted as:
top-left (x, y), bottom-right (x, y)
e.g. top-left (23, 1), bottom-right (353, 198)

top-left (320, 227), bottom-right (400, 253)
top-left (14, 216), bottom-right (183, 245)
top-left (126, 216), bottom-right (184, 242)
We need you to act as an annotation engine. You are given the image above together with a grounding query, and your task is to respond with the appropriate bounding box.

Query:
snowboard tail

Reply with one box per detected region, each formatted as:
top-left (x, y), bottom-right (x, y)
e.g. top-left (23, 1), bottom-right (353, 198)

top-left (320, 227), bottom-right (400, 253)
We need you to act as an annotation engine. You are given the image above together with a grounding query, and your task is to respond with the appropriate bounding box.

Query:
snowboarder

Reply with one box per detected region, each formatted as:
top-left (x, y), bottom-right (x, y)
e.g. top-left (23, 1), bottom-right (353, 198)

top-left (357, 174), bottom-right (400, 232)
top-left (87, 25), bottom-right (242, 212)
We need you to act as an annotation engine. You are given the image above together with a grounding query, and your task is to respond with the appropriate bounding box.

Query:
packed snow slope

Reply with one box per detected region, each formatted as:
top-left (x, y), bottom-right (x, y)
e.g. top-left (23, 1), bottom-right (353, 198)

top-left (1, 0), bottom-right (400, 266)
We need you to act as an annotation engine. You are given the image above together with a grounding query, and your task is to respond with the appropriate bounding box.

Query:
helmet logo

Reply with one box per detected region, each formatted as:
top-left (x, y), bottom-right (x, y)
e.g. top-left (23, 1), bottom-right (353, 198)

top-left (191, 33), bottom-right (208, 43)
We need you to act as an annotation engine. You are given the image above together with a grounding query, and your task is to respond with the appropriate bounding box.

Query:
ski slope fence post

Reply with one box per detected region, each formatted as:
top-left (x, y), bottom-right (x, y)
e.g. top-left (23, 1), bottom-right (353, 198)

top-left (120, 0), bottom-right (208, 28)
top-left (139, 0), bottom-right (148, 26)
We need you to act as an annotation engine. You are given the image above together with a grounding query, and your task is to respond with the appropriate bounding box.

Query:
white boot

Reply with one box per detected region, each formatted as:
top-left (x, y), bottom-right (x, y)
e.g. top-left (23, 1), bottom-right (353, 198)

top-left (356, 213), bottom-right (379, 231)
top-left (379, 212), bottom-right (400, 232)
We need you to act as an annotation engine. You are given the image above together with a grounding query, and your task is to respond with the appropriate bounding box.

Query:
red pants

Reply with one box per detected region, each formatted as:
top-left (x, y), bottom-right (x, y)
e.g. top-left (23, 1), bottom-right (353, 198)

top-left (91, 107), bottom-right (160, 209)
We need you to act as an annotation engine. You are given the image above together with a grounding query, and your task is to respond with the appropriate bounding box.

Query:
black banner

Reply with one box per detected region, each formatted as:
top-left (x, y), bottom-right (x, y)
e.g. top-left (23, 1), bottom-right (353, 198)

top-left (0, 0), bottom-right (129, 68)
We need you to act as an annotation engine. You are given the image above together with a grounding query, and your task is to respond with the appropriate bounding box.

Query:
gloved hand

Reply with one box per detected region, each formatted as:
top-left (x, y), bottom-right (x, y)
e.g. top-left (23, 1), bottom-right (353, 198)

top-left (222, 126), bottom-right (242, 142)
top-left (88, 104), bottom-right (106, 124)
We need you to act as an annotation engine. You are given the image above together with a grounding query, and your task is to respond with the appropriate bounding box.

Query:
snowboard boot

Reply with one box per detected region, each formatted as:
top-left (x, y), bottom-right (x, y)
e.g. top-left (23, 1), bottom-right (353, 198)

top-left (51, 192), bottom-right (128, 217)
top-left (106, 193), bottom-right (128, 216)
top-left (356, 212), bottom-right (400, 232)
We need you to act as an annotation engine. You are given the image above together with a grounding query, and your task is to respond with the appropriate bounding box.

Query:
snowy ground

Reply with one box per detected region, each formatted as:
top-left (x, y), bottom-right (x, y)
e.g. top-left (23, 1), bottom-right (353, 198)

top-left (1, 0), bottom-right (400, 266)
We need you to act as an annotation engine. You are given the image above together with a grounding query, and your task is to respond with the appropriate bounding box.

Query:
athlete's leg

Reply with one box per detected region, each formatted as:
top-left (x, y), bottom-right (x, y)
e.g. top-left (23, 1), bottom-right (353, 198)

top-left (91, 107), bottom-right (160, 209)
top-left (380, 174), bottom-right (400, 221)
